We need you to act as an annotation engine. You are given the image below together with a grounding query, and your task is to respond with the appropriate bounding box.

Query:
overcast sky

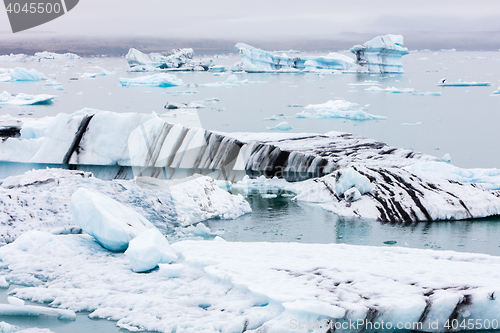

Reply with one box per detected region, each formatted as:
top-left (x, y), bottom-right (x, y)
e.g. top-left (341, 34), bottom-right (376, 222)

top-left (1, 0), bottom-right (500, 40)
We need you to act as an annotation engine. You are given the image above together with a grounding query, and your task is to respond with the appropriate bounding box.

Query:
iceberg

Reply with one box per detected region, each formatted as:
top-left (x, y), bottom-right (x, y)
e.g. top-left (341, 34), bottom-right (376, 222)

top-left (1, 110), bottom-right (500, 222)
top-left (125, 228), bottom-right (178, 272)
top-left (267, 121), bottom-right (293, 131)
top-left (231, 43), bottom-right (355, 73)
top-left (1, 231), bottom-right (500, 332)
top-left (119, 73), bottom-right (183, 87)
top-left (126, 48), bottom-right (214, 71)
top-left (0, 91), bottom-right (56, 105)
top-left (350, 34), bottom-right (409, 73)
top-left (295, 100), bottom-right (386, 120)
top-left (0, 67), bottom-right (47, 82)
top-left (71, 188), bottom-right (155, 251)
top-left (0, 169), bottom-right (250, 244)
top-left (0, 51), bottom-right (80, 62)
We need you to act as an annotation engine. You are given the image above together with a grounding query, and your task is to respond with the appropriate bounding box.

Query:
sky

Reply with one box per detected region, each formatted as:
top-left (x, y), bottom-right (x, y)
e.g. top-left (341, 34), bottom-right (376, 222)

top-left (1, 0), bottom-right (500, 41)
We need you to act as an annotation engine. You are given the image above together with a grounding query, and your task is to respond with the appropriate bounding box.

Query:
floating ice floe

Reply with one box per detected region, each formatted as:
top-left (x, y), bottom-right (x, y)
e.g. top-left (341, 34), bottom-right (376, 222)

top-left (401, 121), bottom-right (422, 126)
top-left (438, 80), bottom-right (491, 87)
top-left (0, 169), bottom-right (250, 244)
top-left (0, 67), bottom-right (47, 82)
top-left (295, 100), bottom-right (386, 120)
top-left (231, 42), bottom-right (355, 73)
top-left (366, 86), bottom-right (441, 96)
top-left (119, 73), bottom-right (183, 87)
top-left (126, 48), bottom-right (214, 71)
top-left (164, 102), bottom-right (205, 109)
top-left (201, 74), bottom-right (263, 87)
top-left (0, 51), bottom-right (80, 62)
top-left (0, 91), bottom-right (56, 105)
top-left (350, 34), bottom-right (409, 73)
top-left (1, 231), bottom-right (500, 332)
top-left (2, 110), bottom-right (500, 222)
top-left (0, 322), bottom-right (55, 332)
top-left (413, 91), bottom-right (442, 96)
top-left (492, 87), bottom-right (500, 94)
top-left (80, 68), bottom-right (116, 78)
top-left (267, 121), bottom-right (293, 131)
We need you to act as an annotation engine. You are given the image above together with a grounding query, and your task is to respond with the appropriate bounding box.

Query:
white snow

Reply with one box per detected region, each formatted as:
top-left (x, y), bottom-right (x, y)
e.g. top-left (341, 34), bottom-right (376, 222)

top-left (71, 187), bottom-right (156, 251)
top-left (0, 68), bottom-right (47, 82)
top-left (0, 231), bottom-right (499, 332)
top-left (119, 73), bottom-right (183, 87)
top-left (295, 100), bottom-right (386, 120)
top-left (0, 91), bottom-right (56, 105)
top-left (125, 228), bottom-right (177, 272)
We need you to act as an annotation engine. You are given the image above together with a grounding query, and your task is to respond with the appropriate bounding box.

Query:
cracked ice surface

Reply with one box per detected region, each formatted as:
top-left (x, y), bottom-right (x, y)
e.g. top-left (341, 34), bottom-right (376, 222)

top-left (0, 232), bottom-right (499, 332)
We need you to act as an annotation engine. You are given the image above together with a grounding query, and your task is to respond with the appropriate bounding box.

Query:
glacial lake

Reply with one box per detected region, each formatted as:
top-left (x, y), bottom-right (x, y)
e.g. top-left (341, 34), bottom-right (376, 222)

top-left (1, 50), bottom-right (500, 332)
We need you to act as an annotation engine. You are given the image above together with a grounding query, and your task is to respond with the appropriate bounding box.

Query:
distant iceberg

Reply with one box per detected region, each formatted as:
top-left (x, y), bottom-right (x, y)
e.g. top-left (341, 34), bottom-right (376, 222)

top-left (295, 100), bottom-right (386, 120)
top-left (232, 35), bottom-right (408, 73)
top-left (0, 91), bottom-right (56, 105)
top-left (0, 51), bottom-right (80, 62)
top-left (350, 34), bottom-right (409, 73)
top-left (119, 73), bottom-right (183, 87)
top-left (0, 67), bottom-right (47, 82)
top-left (231, 43), bottom-right (355, 73)
top-left (126, 48), bottom-right (214, 71)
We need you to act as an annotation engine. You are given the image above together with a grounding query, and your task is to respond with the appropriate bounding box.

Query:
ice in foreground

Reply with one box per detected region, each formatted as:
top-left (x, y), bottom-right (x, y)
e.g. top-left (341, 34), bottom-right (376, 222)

top-left (350, 34), bottom-right (409, 73)
top-left (0, 169), bottom-right (250, 244)
top-left (1, 231), bottom-right (499, 332)
top-left (0, 91), bottom-right (56, 105)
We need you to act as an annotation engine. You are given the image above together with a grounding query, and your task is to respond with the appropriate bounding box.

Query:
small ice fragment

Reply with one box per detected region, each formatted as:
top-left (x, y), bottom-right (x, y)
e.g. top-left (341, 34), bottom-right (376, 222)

top-left (261, 193), bottom-right (278, 199)
top-left (441, 153), bottom-right (451, 163)
top-left (0, 276), bottom-right (8, 288)
top-left (213, 236), bottom-right (226, 242)
top-left (159, 263), bottom-right (184, 278)
top-left (344, 187), bottom-right (361, 202)
top-left (7, 296), bottom-right (24, 307)
top-left (192, 223), bottom-right (213, 237)
top-left (384, 240), bottom-right (397, 245)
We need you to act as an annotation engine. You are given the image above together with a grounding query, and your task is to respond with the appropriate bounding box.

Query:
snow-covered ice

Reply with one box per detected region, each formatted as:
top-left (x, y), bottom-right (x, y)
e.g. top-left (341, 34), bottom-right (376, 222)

top-left (0, 52), bottom-right (80, 62)
top-left (0, 231), bottom-right (499, 332)
top-left (125, 228), bottom-right (177, 272)
top-left (0, 169), bottom-right (250, 244)
top-left (295, 100), bottom-right (386, 120)
top-left (119, 73), bottom-right (183, 87)
top-left (0, 322), bottom-right (55, 333)
top-left (350, 35), bottom-right (409, 73)
top-left (0, 91), bottom-right (56, 105)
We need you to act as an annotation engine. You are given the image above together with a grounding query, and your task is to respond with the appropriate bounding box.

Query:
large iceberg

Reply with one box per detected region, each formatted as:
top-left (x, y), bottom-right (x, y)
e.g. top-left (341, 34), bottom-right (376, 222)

top-left (0, 168), bottom-right (250, 244)
top-left (1, 110), bottom-right (500, 222)
top-left (231, 43), bottom-right (355, 73)
top-left (126, 48), bottom-right (214, 71)
top-left (1, 231), bottom-right (499, 332)
top-left (350, 34), bottom-right (409, 73)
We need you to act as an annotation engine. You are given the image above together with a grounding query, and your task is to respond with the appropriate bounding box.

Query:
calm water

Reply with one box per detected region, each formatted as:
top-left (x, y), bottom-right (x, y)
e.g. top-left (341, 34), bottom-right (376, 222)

top-left (1, 50), bottom-right (500, 332)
